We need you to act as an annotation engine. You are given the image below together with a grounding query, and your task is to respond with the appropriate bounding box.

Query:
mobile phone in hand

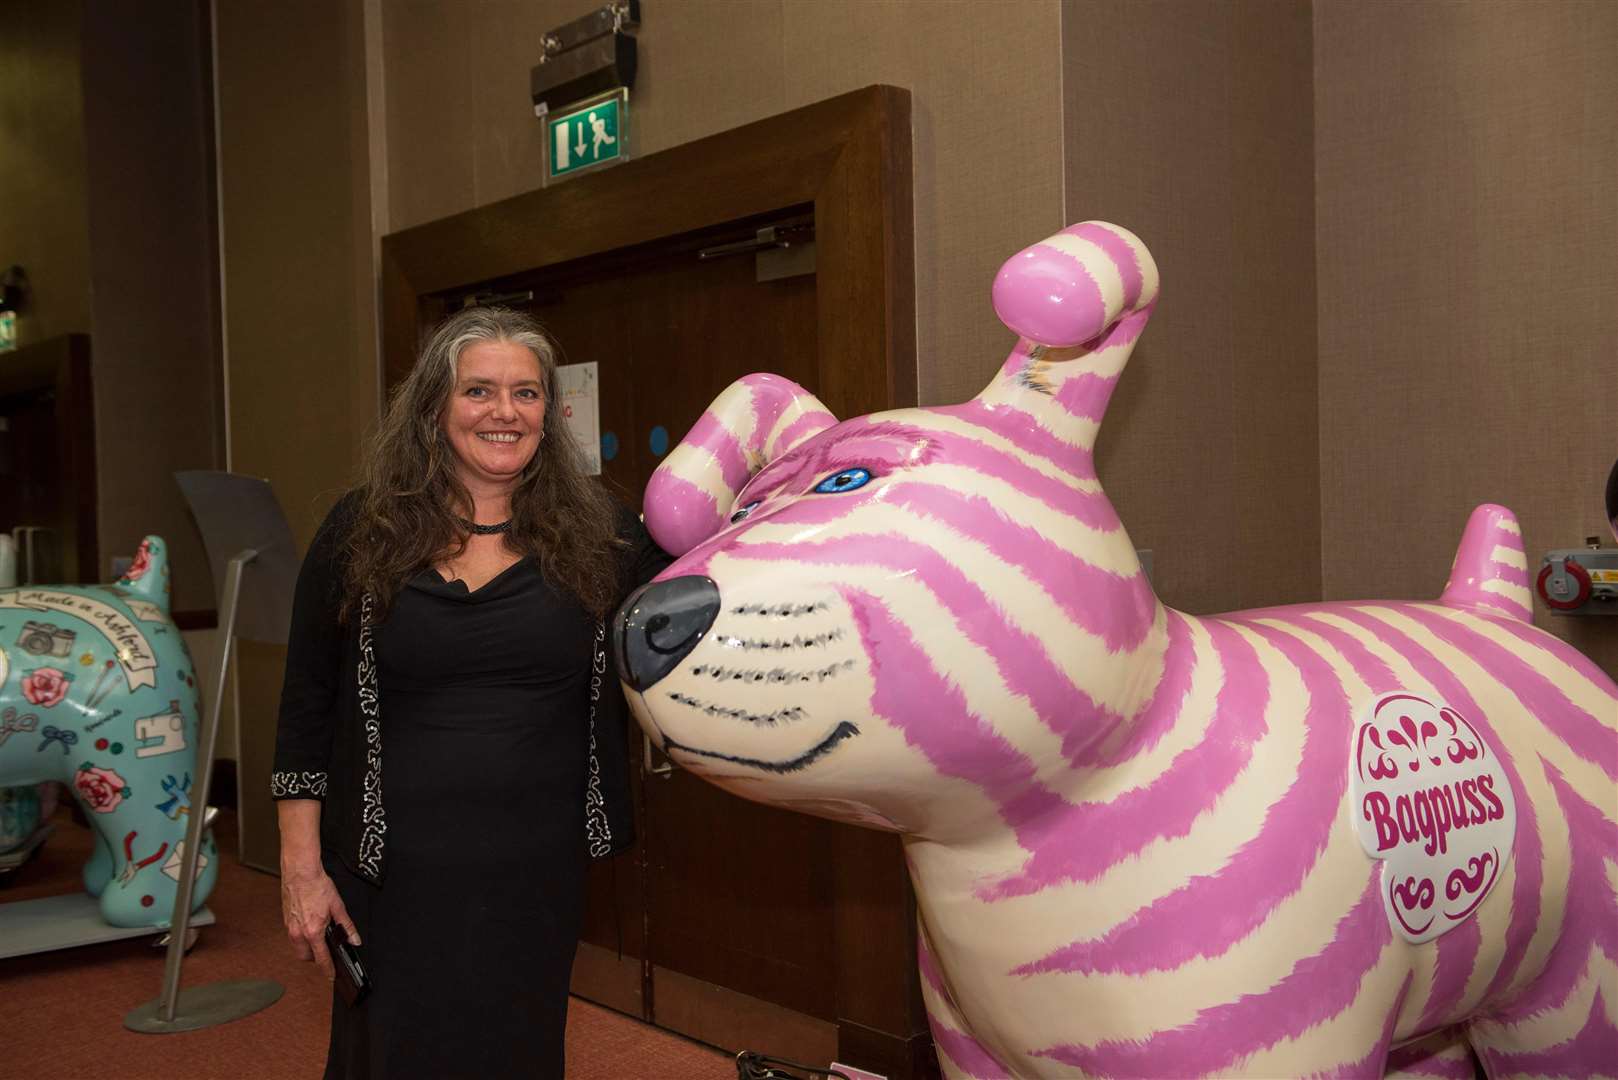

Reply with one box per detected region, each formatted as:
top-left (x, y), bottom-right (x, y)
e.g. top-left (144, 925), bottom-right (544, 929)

top-left (325, 921), bottom-right (371, 1007)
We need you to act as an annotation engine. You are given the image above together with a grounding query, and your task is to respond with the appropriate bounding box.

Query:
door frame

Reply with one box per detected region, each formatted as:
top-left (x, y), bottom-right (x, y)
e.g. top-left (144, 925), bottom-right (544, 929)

top-left (381, 84), bottom-right (915, 419)
top-left (379, 85), bottom-right (928, 1075)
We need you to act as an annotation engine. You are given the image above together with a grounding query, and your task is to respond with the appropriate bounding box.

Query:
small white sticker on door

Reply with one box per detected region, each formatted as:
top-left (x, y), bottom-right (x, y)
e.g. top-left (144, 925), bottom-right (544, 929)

top-left (557, 361), bottom-right (601, 476)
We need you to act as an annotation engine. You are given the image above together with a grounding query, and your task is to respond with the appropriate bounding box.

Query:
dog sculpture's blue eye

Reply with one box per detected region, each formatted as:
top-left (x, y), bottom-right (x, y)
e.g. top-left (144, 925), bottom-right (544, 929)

top-left (814, 468), bottom-right (872, 494)
top-left (729, 500), bottom-right (761, 524)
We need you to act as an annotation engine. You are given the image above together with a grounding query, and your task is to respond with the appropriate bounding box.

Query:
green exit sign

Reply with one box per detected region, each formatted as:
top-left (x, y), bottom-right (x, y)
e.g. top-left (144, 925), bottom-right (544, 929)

top-left (546, 89), bottom-right (629, 183)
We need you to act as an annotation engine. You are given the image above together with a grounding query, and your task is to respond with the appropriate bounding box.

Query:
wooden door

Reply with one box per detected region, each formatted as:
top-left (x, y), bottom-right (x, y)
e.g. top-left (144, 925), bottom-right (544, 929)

top-left (380, 87), bottom-right (931, 1078)
top-left (498, 212), bottom-right (842, 1051)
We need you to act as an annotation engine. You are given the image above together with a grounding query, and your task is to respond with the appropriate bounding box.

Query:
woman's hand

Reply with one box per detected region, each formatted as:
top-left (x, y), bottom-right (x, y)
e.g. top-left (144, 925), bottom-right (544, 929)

top-left (280, 862), bottom-right (359, 980)
top-left (276, 797), bottom-right (358, 980)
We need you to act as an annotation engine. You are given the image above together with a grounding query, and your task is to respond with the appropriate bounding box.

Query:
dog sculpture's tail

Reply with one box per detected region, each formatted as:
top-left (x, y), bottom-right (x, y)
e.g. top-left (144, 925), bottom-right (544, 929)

top-left (1439, 503), bottom-right (1534, 621)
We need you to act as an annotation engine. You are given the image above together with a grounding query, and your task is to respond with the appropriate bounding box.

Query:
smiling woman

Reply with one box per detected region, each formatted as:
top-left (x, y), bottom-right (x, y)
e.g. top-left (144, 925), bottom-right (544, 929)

top-left (440, 339), bottom-right (547, 502)
top-left (337, 309), bottom-right (628, 618)
top-left (271, 306), bottom-right (670, 1079)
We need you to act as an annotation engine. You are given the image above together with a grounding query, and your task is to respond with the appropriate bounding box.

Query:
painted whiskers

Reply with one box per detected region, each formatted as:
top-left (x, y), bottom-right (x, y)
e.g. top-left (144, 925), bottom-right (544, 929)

top-left (617, 222), bottom-right (1618, 1078)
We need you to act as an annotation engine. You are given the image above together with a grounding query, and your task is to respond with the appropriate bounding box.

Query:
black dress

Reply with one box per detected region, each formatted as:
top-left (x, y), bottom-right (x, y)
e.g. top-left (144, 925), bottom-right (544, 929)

top-left (323, 557), bottom-right (595, 1079)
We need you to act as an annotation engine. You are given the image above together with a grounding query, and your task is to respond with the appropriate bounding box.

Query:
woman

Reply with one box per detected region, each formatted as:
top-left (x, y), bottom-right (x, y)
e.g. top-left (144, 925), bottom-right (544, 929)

top-left (273, 307), bottom-right (668, 1079)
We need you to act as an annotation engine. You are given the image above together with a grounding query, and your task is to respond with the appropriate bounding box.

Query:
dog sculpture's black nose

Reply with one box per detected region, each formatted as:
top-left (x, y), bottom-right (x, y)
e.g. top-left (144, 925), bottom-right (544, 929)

top-left (614, 575), bottom-right (721, 691)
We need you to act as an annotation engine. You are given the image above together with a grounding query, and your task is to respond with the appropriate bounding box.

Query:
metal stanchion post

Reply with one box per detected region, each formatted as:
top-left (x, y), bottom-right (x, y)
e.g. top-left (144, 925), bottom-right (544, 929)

top-left (124, 549), bottom-right (284, 1032)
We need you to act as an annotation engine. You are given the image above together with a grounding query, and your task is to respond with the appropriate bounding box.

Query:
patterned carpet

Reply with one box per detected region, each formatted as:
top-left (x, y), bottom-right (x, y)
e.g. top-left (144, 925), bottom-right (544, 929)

top-left (1, 805), bottom-right (733, 1079)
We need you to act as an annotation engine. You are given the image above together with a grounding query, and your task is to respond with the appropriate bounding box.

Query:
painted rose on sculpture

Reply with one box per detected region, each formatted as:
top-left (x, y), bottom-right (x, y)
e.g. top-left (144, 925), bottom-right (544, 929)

top-left (21, 667), bottom-right (73, 708)
top-left (121, 538), bottom-right (154, 583)
top-left (74, 764), bottom-right (129, 814)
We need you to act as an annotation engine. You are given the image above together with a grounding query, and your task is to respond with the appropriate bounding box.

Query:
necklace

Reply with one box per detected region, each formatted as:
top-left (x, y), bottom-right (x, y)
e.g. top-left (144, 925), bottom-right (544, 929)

top-left (461, 518), bottom-right (512, 535)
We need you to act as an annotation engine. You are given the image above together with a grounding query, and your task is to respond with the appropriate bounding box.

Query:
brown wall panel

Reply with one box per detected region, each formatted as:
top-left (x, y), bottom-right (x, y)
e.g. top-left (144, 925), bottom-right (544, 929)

top-left (1315, 0), bottom-right (1618, 677)
top-left (380, 0), bottom-right (1064, 409)
top-left (1062, 0), bottom-right (1321, 616)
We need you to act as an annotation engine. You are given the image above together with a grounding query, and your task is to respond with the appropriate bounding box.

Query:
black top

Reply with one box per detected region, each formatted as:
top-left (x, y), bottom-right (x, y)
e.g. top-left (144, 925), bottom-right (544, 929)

top-left (380, 560), bottom-right (596, 861)
top-left (272, 492), bottom-right (670, 884)
top-left (321, 557), bottom-right (613, 1080)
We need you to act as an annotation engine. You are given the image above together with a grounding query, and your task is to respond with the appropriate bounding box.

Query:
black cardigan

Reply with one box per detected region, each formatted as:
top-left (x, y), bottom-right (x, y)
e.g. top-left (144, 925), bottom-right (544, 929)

top-left (271, 492), bottom-right (670, 885)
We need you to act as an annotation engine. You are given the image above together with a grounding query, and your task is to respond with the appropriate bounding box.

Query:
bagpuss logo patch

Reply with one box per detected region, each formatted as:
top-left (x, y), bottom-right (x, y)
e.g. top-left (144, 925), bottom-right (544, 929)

top-left (1350, 692), bottom-right (1515, 943)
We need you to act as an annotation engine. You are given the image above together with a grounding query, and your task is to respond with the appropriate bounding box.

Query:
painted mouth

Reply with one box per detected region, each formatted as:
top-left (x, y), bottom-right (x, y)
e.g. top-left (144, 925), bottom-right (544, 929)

top-left (662, 720), bottom-right (860, 774)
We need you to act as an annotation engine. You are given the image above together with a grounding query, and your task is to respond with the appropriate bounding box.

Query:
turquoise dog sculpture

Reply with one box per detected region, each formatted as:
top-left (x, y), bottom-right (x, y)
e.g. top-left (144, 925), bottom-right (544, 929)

top-left (0, 537), bottom-right (217, 926)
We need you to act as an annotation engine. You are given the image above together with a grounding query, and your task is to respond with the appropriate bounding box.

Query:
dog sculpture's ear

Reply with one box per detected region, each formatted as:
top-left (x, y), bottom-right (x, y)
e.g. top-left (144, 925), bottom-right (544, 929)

top-left (644, 374), bottom-right (837, 556)
top-left (991, 221), bottom-right (1159, 348)
top-left (115, 535), bottom-right (171, 612)
top-left (978, 223), bottom-right (1160, 453)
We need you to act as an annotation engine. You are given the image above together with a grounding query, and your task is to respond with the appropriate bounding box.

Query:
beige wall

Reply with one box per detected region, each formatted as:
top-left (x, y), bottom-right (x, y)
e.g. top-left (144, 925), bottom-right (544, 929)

top-left (81, 0), bottom-right (225, 609)
top-left (1063, 0), bottom-right (1320, 616)
top-left (216, 0), bottom-right (380, 545)
top-left (215, 0), bottom-right (380, 863)
top-left (381, 0), bottom-right (1065, 407)
top-left (0, 0), bottom-right (92, 345)
top-left (1315, 0), bottom-right (1618, 677)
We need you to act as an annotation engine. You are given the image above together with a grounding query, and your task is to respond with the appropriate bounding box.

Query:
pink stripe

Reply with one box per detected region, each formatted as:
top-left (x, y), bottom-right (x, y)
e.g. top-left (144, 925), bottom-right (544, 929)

top-left (1462, 591), bottom-right (1534, 620)
top-left (681, 410), bottom-right (754, 496)
top-left (881, 482), bottom-right (1151, 652)
top-left (1288, 612), bottom-right (1401, 691)
top-left (713, 480), bottom-right (1151, 654)
top-left (737, 372), bottom-right (792, 436)
top-left (1070, 610), bottom-right (1194, 768)
top-left (1491, 559), bottom-right (1531, 588)
top-left (1053, 371), bottom-right (1119, 422)
top-left (993, 243), bottom-right (1108, 346)
top-left (1418, 916), bottom-right (1481, 1032)
top-left (840, 585), bottom-right (1064, 828)
top-left (774, 409), bottom-right (837, 453)
top-left (1441, 504), bottom-right (1530, 622)
top-left (917, 932), bottom-right (1012, 1077)
top-left (913, 424), bottom-right (1124, 532)
top-left (1041, 305), bottom-right (1153, 424)
top-left (1067, 222), bottom-right (1144, 308)
top-left (955, 399), bottom-right (1097, 479)
top-left (1001, 619), bottom-right (1266, 915)
top-left (1318, 972), bottom-right (1415, 1080)
top-left (1399, 607), bottom-right (1616, 781)
top-left (1266, 612), bottom-right (1481, 1029)
top-left (728, 533), bottom-right (1122, 764)
top-left (1481, 987), bottom-right (1618, 1075)
top-left (1017, 619), bottom-right (1351, 965)
top-left (1476, 615), bottom-right (1618, 707)
top-left (1487, 760), bottom-right (1618, 1023)
top-left (1037, 879), bottom-right (1390, 1075)
top-left (1303, 613), bottom-right (1486, 1025)
top-left (1329, 605), bottom-right (1544, 1009)
top-left (642, 471), bottom-right (721, 558)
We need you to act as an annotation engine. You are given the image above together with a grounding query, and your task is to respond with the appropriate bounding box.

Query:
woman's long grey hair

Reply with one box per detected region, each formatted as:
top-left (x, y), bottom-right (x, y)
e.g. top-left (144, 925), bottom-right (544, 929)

top-left (339, 306), bottom-right (625, 621)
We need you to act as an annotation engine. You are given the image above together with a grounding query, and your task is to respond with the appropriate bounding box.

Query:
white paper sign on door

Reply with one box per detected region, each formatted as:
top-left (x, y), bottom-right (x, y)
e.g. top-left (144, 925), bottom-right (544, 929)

top-left (557, 361), bottom-right (601, 476)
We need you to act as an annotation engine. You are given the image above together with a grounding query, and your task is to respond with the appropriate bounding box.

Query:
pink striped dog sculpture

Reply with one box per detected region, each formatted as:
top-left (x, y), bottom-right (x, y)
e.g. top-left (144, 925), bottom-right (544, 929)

top-left (614, 222), bottom-right (1618, 1078)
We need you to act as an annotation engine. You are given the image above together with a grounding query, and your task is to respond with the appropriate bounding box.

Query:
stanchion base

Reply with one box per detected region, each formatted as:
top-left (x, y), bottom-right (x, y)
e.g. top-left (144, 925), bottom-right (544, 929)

top-left (123, 978), bottom-right (284, 1033)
